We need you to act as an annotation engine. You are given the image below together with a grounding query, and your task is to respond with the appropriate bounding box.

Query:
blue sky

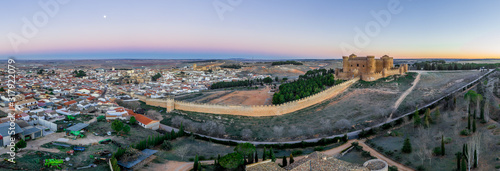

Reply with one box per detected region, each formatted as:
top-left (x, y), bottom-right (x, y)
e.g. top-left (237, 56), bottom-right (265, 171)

top-left (1, 0), bottom-right (499, 60)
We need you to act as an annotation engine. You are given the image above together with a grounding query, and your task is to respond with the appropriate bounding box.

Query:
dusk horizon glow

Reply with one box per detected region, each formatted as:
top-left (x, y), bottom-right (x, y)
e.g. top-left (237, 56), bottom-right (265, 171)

top-left (1, 0), bottom-right (500, 60)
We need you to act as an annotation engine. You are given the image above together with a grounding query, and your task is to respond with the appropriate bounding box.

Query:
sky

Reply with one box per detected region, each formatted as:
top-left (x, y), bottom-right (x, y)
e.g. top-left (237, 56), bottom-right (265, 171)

top-left (1, 0), bottom-right (500, 60)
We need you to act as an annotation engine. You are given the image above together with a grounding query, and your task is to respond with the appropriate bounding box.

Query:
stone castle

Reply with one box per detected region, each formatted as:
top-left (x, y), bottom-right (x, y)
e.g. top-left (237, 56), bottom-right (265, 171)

top-left (335, 54), bottom-right (408, 81)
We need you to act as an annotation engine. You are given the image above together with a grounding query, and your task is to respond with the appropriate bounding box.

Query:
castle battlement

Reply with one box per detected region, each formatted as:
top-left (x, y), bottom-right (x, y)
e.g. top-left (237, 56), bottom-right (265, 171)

top-left (336, 54), bottom-right (408, 81)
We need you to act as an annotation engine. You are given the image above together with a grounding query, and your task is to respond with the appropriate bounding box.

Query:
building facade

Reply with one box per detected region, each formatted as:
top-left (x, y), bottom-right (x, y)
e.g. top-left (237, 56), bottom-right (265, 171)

top-left (335, 54), bottom-right (408, 81)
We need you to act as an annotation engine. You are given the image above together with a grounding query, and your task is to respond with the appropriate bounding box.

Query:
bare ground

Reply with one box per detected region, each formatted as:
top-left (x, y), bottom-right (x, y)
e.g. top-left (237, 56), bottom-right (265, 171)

top-left (207, 87), bottom-right (273, 105)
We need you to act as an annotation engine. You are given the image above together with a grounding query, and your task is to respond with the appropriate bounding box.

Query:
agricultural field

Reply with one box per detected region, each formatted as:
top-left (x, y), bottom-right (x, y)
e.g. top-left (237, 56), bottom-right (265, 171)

top-left (367, 87), bottom-right (500, 171)
top-left (160, 73), bottom-right (418, 141)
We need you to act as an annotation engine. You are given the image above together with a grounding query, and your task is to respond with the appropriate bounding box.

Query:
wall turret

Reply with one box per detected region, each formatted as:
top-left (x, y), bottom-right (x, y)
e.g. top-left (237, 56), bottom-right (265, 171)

top-left (367, 56), bottom-right (375, 74)
top-left (342, 56), bottom-right (350, 72)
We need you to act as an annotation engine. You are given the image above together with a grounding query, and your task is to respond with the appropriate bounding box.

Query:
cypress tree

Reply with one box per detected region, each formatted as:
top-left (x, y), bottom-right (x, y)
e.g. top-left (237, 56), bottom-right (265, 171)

top-left (473, 149), bottom-right (477, 168)
top-left (255, 152), bottom-right (258, 163)
top-left (289, 154), bottom-right (294, 164)
top-left (270, 147), bottom-right (276, 162)
top-left (402, 138), bottom-right (412, 153)
top-left (197, 162), bottom-right (201, 171)
top-left (171, 130), bottom-right (176, 139)
top-left (441, 135), bottom-right (445, 156)
top-left (263, 147), bottom-right (267, 160)
top-left (248, 154), bottom-right (253, 164)
top-left (282, 156), bottom-right (287, 167)
top-left (413, 107), bottom-right (421, 127)
top-left (472, 117), bottom-right (477, 133)
top-left (468, 114), bottom-right (471, 130)
top-left (461, 158), bottom-right (467, 171)
top-left (456, 152), bottom-right (462, 171)
top-left (193, 155), bottom-right (198, 171)
top-left (178, 122), bottom-right (184, 137)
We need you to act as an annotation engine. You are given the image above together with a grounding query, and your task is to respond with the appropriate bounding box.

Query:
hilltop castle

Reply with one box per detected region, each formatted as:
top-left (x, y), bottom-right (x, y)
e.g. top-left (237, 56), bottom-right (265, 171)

top-left (335, 54), bottom-right (408, 81)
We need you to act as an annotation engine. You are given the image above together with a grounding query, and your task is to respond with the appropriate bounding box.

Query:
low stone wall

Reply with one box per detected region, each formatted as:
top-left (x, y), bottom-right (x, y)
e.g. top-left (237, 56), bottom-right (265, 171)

top-left (116, 78), bottom-right (359, 116)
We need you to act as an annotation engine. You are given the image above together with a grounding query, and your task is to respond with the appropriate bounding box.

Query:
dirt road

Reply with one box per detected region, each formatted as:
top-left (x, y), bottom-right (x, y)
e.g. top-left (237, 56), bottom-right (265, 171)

top-left (388, 72), bottom-right (421, 120)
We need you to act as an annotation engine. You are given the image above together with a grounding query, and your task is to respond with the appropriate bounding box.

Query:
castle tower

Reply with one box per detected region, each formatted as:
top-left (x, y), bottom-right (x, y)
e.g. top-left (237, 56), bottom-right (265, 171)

top-left (342, 56), bottom-right (350, 72)
top-left (367, 56), bottom-right (376, 74)
top-left (382, 55), bottom-right (390, 69)
top-left (166, 98), bottom-right (175, 112)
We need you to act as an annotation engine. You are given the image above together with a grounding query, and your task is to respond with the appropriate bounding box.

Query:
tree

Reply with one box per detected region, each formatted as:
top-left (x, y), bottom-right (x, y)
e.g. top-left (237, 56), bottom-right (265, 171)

top-left (194, 155), bottom-right (199, 171)
top-left (424, 108), bottom-right (431, 128)
top-left (467, 114), bottom-right (471, 130)
top-left (275, 76), bottom-right (279, 82)
top-left (262, 147), bottom-right (267, 160)
top-left (129, 116), bottom-right (136, 125)
top-left (282, 156), bottom-right (287, 167)
top-left (255, 151), bottom-right (258, 163)
top-left (0, 87), bottom-right (5, 92)
top-left (289, 154), bottom-right (294, 164)
top-left (472, 117), bottom-right (476, 133)
top-left (111, 119), bottom-right (124, 133)
top-left (234, 143), bottom-right (256, 165)
top-left (263, 77), bottom-right (273, 84)
top-left (151, 73), bottom-right (162, 81)
top-left (456, 152), bottom-right (462, 171)
top-left (122, 125), bottom-right (130, 134)
top-left (441, 135), bottom-right (445, 156)
top-left (461, 157), bottom-right (467, 171)
top-left (402, 138), bottom-right (412, 153)
top-left (413, 107), bottom-right (421, 127)
top-left (270, 147), bottom-right (276, 162)
top-left (219, 152), bottom-right (244, 169)
top-left (178, 122), bottom-right (184, 137)
top-left (473, 149), bottom-right (477, 168)
top-left (97, 116), bottom-right (105, 122)
top-left (15, 139), bottom-right (27, 151)
top-left (161, 140), bottom-right (172, 150)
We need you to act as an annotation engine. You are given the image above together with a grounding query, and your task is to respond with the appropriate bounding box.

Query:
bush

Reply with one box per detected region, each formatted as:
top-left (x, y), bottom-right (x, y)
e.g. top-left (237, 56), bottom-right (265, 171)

top-left (161, 140), bottom-right (172, 150)
top-left (385, 151), bottom-right (394, 156)
top-left (291, 150), bottom-right (303, 156)
top-left (432, 147), bottom-right (442, 156)
top-left (416, 165), bottom-right (425, 171)
top-left (460, 129), bottom-right (471, 136)
top-left (443, 137), bottom-right (452, 144)
top-left (487, 125), bottom-right (497, 129)
top-left (97, 116), bottom-right (105, 122)
top-left (361, 151), bottom-right (371, 158)
top-left (313, 146), bottom-right (324, 151)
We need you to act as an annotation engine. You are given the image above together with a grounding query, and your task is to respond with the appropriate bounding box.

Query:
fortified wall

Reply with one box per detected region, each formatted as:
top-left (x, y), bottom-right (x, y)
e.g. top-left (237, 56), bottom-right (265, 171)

top-left (114, 78), bottom-right (359, 116)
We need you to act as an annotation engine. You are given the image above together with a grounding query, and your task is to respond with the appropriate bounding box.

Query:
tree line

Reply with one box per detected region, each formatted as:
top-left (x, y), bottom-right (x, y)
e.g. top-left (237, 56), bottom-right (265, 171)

top-left (220, 64), bottom-right (242, 69)
top-left (271, 61), bottom-right (303, 66)
top-left (272, 69), bottom-right (339, 104)
top-left (413, 61), bottom-right (499, 70)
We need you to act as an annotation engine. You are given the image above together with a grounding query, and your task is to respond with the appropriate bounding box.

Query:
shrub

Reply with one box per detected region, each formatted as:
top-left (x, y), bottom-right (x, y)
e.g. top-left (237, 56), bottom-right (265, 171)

top-left (292, 150), bottom-right (303, 156)
top-left (394, 155), bottom-right (402, 161)
top-left (443, 137), bottom-right (452, 144)
top-left (460, 129), bottom-right (470, 136)
top-left (432, 147), bottom-right (442, 156)
top-left (161, 140), bottom-right (172, 150)
top-left (389, 166), bottom-right (399, 171)
top-left (377, 146), bottom-right (384, 151)
top-left (385, 151), bottom-right (394, 156)
top-left (219, 153), bottom-right (244, 169)
top-left (416, 165), bottom-right (425, 171)
top-left (97, 116), bottom-right (105, 122)
top-left (313, 146), bottom-right (324, 151)
top-left (361, 151), bottom-right (371, 158)
top-left (402, 138), bottom-right (412, 153)
top-left (487, 125), bottom-right (497, 129)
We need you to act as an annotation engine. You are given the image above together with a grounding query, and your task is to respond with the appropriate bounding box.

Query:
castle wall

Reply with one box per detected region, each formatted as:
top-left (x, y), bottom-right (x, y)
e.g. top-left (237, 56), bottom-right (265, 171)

top-left (116, 78), bottom-right (359, 117)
